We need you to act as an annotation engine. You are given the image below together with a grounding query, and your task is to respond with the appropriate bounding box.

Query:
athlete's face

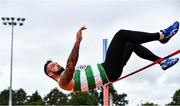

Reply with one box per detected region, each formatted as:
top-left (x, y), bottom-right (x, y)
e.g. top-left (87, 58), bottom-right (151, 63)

top-left (47, 61), bottom-right (65, 75)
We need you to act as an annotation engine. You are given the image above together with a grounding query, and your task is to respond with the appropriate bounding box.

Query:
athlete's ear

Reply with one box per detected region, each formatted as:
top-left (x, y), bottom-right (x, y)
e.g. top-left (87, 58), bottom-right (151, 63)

top-left (48, 71), bottom-right (54, 77)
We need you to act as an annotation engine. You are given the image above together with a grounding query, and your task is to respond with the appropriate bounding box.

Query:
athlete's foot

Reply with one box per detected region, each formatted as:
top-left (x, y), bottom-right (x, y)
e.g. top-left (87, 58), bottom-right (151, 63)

top-left (160, 21), bottom-right (179, 44)
top-left (160, 57), bottom-right (179, 70)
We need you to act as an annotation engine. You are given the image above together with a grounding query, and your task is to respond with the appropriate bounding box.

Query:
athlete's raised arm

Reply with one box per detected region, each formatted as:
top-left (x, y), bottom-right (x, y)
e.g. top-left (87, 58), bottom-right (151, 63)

top-left (59, 26), bottom-right (87, 86)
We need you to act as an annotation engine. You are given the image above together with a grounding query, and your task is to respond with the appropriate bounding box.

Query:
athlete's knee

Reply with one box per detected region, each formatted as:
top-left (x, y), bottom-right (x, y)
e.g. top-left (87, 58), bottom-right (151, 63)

top-left (115, 29), bottom-right (128, 38)
top-left (117, 29), bottom-right (127, 35)
top-left (134, 44), bottom-right (147, 55)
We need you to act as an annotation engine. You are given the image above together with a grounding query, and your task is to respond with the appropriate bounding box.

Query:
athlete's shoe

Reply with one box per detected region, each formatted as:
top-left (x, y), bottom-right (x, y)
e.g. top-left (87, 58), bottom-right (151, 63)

top-left (160, 57), bottom-right (179, 70)
top-left (160, 21), bottom-right (179, 44)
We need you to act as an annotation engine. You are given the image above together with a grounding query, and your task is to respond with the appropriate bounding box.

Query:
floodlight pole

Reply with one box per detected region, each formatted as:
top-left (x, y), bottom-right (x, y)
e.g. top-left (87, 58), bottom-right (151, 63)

top-left (9, 20), bottom-right (14, 106)
top-left (1, 17), bottom-right (25, 106)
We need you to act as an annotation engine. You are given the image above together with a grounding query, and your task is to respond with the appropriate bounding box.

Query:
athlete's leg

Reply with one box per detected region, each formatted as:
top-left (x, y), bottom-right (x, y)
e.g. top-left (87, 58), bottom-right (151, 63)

top-left (134, 44), bottom-right (160, 61)
top-left (103, 30), bottom-right (160, 81)
top-left (121, 42), bottom-right (161, 67)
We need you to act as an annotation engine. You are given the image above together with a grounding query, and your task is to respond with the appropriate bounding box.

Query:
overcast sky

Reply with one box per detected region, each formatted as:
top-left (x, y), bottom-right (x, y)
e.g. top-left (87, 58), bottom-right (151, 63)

top-left (0, 0), bottom-right (180, 105)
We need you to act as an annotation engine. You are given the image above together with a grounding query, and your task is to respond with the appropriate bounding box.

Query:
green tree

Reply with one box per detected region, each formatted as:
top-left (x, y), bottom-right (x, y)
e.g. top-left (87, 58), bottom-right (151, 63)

top-left (0, 89), bottom-right (10, 105)
top-left (109, 85), bottom-right (128, 105)
top-left (0, 88), bottom-right (16, 105)
top-left (168, 89), bottom-right (180, 105)
top-left (142, 102), bottom-right (158, 106)
top-left (69, 90), bottom-right (98, 105)
top-left (99, 85), bottom-right (128, 106)
top-left (13, 88), bottom-right (27, 105)
top-left (25, 90), bottom-right (44, 105)
top-left (44, 88), bottom-right (68, 105)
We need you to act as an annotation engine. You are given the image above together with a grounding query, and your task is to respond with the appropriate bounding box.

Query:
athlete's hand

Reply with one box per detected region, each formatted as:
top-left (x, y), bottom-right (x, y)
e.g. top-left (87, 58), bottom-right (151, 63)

top-left (76, 26), bottom-right (87, 43)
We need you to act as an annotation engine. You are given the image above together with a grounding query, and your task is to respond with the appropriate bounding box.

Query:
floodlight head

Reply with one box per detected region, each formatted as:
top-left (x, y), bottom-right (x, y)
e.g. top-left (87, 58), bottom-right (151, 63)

top-left (22, 18), bottom-right (25, 21)
top-left (11, 17), bottom-right (15, 21)
top-left (8, 22), bottom-right (12, 25)
top-left (13, 22), bottom-right (17, 26)
top-left (17, 18), bottom-right (21, 21)
top-left (6, 17), bottom-right (10, 21)
top-left (19, 23), bottom-right (23, 26)
top-left (3, 22), bottom-right (7, 25)
top-left (1, 17), bottom-right (5, 21)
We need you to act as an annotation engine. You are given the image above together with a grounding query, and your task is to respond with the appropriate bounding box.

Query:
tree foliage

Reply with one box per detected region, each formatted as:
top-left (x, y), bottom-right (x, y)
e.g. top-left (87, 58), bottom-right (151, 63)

top-left (44, 88), bottom-right (68, 105)
top-left (0, 86), bottom-right (128, 105)
top-left (69, 91), bottom-right (98, 105)
top-left (13, 88), bottom-right (27, 105)
top-left (168, 89), bottom-right (180, 105)
top-left (0, 89), bottom-right (12, 105)
top-left (25, 90), bottom-right (44, 105)
top-left (142, 102), bottom-right (158, 106)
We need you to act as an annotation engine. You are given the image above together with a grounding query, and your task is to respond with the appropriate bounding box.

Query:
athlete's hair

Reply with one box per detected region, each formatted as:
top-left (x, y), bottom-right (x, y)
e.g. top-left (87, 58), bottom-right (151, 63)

top-left (44, 60), bottom-right (52, 76)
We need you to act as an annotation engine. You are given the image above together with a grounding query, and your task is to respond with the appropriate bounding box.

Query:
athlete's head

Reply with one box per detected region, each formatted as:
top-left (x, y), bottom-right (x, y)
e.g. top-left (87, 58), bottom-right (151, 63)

top-left (44, 60), bottom-right (65, 77)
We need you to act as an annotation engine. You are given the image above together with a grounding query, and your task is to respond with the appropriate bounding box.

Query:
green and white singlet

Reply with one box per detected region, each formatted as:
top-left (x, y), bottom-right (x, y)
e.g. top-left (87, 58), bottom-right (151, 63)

top-left (73, 64), bottom-right (109, 92)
